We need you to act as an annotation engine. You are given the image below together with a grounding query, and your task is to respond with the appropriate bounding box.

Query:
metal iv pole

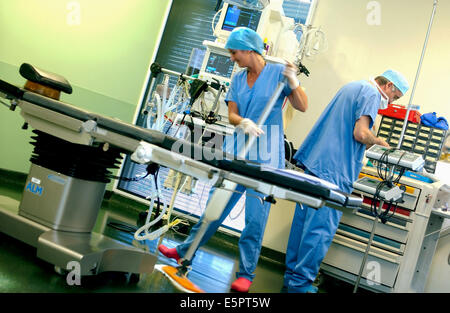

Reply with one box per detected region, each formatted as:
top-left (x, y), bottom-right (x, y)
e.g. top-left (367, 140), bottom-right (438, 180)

top-left (397, 0), bottom-right (438, 149)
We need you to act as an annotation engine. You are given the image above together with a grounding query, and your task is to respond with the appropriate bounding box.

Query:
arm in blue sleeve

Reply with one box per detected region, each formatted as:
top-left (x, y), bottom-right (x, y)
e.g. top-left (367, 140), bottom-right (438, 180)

top-left (355, 88), bottom-right (380, 128)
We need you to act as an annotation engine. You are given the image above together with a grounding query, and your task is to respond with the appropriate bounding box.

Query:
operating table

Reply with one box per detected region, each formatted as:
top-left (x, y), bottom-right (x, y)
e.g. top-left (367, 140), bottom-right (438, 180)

top-left (0, 63), bottom-right (363, 281)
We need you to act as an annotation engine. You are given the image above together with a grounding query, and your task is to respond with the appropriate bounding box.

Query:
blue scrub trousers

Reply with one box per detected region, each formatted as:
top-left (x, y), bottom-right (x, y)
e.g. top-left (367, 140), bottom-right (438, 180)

top-left (176, 184), bottom-right (271, 281)
top-left (283, 169), bottom-right (343, 292)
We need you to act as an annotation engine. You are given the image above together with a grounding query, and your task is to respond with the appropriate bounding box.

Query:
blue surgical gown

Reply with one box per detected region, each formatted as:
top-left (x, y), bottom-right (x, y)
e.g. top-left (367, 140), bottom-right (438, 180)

top-left (224, 62), bottom-right (292, 169)
top-left (175, 63), bottom-right (291, 281)
top-left (285, 80), bottom-right (380, 292)
top-left (294, 80), bottom-right (380, 192)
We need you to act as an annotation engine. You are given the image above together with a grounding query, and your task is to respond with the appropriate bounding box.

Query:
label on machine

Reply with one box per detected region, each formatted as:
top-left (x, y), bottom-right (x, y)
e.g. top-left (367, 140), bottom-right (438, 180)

top-left (353, 176), bottom-right (403, 202)
top-left (366, 145), bottom-right (425, 171)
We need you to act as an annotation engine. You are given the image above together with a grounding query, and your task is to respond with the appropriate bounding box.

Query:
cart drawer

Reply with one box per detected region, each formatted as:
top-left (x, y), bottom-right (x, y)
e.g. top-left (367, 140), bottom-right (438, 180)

top-left (323, 234), bottom-right (401, 288)
top-left (340, 206), bottom-right (409, 244)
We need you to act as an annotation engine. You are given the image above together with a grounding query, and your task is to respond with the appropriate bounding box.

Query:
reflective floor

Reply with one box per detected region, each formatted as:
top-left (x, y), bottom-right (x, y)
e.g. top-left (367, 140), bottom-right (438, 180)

top-left (0, 171), bottom-right (357, 294)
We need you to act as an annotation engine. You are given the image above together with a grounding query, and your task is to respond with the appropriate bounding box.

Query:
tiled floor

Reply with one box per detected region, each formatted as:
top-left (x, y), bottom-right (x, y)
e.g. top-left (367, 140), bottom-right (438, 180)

top-left (0, 172), bottom-right (358, 294)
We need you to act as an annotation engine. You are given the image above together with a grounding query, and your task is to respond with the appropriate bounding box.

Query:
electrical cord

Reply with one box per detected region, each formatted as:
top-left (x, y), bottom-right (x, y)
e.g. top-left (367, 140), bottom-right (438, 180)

top-left (106, 164), bottom-right (163, 238)
top-left (107, 162), bottom-right (160, 182)
top-left (371, 148), bottom-right (407, 223)
top-left (381, 152), bottom-right (407, 223)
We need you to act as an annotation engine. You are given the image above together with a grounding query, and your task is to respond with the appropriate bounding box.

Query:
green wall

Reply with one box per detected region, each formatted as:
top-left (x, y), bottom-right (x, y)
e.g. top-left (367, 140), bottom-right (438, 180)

top-left (0, 0), bottom-right (171, 174)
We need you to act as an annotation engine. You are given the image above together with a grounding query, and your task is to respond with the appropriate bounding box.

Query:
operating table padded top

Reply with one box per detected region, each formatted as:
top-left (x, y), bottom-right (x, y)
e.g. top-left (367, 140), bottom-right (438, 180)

top-left (216, 159), bottom-right (332, 198)
top-left (21, 90), bottom-right (174, 145)
top-left (19, 63), bottom-right (73, 94)
top-left (214, 159), bottom-right (360, 207)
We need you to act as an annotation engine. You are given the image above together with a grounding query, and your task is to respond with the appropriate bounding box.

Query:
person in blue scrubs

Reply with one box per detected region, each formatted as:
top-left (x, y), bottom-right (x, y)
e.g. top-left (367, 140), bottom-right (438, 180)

top-left (283, 70), bottom-right (409, 293)
top-left (158, 27), bottom-right (308, 292)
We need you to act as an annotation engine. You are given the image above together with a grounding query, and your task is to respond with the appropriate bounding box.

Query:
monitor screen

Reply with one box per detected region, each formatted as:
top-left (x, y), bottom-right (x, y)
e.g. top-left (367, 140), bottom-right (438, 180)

top-left (205, 52), bottom-right (235, 78)
top-left (221, 5), bottom-right (261, 32)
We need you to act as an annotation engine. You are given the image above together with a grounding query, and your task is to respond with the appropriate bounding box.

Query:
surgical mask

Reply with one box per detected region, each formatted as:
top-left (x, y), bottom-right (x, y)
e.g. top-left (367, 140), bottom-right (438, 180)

top-left (369, 78), bottom-right (389, 110)
top-left (379, 93), bottom-right (388, 110)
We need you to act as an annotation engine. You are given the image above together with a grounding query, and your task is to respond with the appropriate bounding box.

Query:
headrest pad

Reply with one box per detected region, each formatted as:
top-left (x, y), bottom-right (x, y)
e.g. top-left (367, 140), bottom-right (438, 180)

top-left (20, 63), bottom-right (72, 94)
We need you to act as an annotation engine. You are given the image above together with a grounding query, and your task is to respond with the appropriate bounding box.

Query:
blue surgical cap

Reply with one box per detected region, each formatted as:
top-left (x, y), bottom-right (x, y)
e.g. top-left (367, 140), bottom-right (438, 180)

top-left (381, 69), bottom-right (409, 95)
top-left (225, 27), bottom-right (264, 55)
